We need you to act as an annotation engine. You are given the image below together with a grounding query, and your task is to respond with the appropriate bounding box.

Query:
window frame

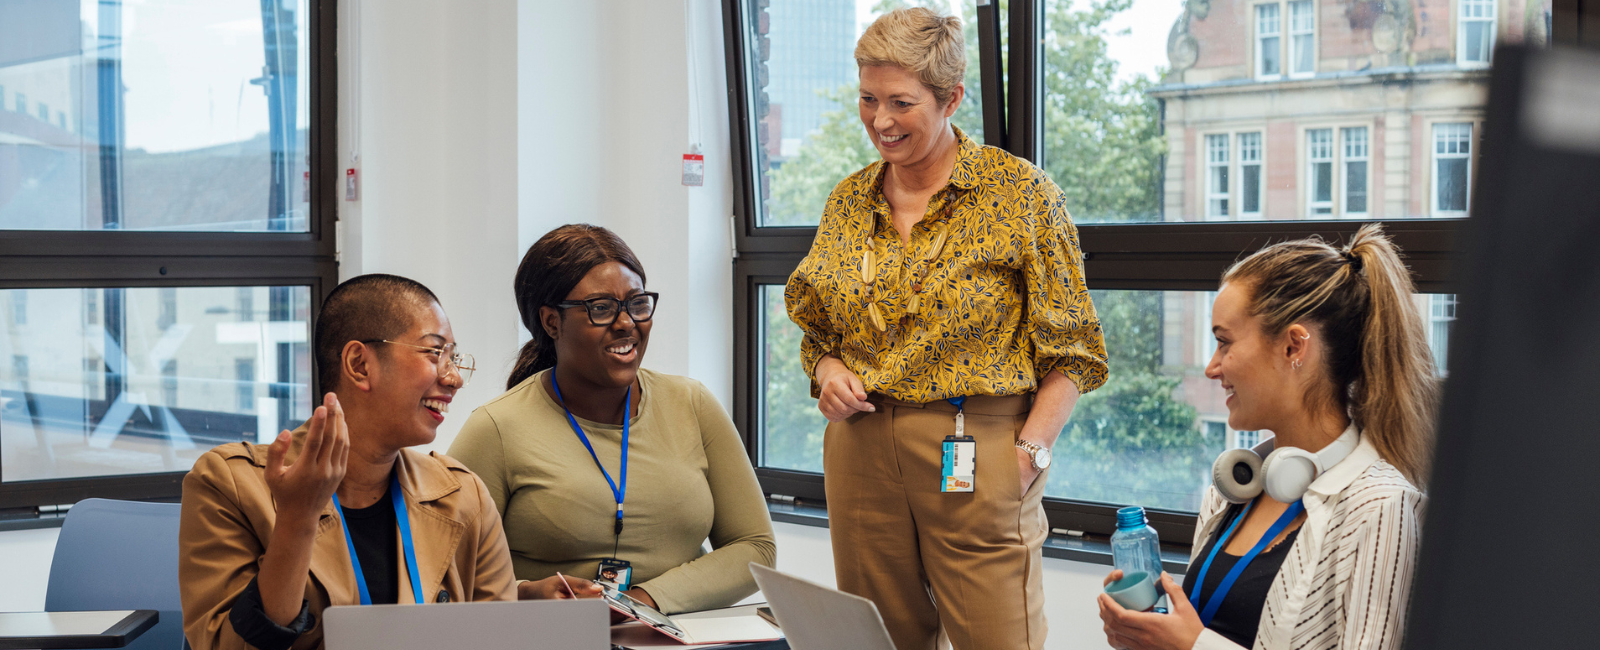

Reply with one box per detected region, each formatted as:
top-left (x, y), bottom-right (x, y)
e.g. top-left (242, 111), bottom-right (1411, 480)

top-left (1342, 126), bottom-right (1371, 218)
top-left (1255, 2), bottom-right (1283, 80)
top-left (1238, 132), bottom-right (1265, 218)
top-left (1286, 0), bottom-right (1317, 78)
top-left (1431, 121), bottom-right (1476, 217)
top-left (723, 0), bottom-right (1576, 545)
top-left (1457, 0), bottom-right (1498, 67)
top-left (1305, 127), bottom-right (1335, 217)
top-left (1204, 133), bottom-right (1232, 220)
top-left (0, 0), bottom-right (339, 511)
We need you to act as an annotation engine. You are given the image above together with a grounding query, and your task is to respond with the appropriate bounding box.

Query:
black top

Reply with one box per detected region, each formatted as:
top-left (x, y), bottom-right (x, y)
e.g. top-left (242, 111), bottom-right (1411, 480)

top-left (339, 485), bottom-right (401, 606)
top-left (1182, 503), bottom-right (1302, 649)
top-left (227, 486), bottom-right (401, 650)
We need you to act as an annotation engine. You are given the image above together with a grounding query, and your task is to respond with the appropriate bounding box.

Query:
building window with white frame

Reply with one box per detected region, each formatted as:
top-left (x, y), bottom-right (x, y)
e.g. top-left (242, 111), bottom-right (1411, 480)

top-left (1256, 3), bottom-right (1282, 78)
top-left (1197, 291), bottom-right (1217, 365)
top-left (1433, 123), bottom-right (1472, 216)
top-left (1307, 128), bottom-right (1334, 216)
top-left (1206, 134), bottom-right (1231, 219)
top-left (1288, 0), bottom-right (1316, 75)
top-left (1342, 127), bottom-right (1369, 217)
top-left (1233, 429), bottom-right (1262, 449)
top-left (1428, 294), bottom-right (1457, 374)
top-left (1239, 132), bottom-right (1263, 216)
top-left (1459, 0), bottom-right (1496, 66)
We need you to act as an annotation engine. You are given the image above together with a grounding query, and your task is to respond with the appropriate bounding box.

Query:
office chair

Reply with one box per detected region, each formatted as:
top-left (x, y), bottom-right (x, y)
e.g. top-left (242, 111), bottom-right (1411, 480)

top-left (45, 498), bottom-right (187, 650)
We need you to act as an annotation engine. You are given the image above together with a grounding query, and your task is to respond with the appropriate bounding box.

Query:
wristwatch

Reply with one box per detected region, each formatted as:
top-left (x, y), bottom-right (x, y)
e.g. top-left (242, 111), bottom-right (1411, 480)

top-left (1015, 439), bottom-right (1052, 470)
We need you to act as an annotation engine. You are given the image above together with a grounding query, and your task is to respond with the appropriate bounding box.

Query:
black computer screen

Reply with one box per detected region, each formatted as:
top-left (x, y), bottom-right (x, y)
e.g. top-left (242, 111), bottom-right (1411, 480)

top-left (1405, 44), bottom-right (1600, 650)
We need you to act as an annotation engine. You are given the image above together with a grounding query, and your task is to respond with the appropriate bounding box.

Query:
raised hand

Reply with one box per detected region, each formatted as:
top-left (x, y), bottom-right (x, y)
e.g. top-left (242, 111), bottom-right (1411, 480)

top-left (264, 392), bottom-right (350, 522)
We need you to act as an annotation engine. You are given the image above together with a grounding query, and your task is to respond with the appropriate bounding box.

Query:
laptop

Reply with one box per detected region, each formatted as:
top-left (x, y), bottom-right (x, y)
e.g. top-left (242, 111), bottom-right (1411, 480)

top-left (322, 599), bottom-right (607, 650)
top-left (750, 564), bottom-right (896, 650)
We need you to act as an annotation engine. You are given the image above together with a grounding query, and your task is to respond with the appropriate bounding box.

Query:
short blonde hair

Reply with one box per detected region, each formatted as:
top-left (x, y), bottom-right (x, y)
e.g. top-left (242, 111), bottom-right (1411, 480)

top-left (855, 7), bottom-right (966, 106)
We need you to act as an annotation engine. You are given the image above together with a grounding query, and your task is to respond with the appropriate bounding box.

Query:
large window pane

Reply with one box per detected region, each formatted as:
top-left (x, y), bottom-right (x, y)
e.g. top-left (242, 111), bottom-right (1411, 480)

top-left (1044, 290), bottom-right (1456, 511)
top-left (1, 286), bottom-right (312, 482)
top-left (759, 285), bottom-right (826, 472)
top-left (1043, 0), bottom-right (1551, 223)
top-left (742, 0), bottom-right (985, 228)
top-left (0, 0), bottom-right (311, 232)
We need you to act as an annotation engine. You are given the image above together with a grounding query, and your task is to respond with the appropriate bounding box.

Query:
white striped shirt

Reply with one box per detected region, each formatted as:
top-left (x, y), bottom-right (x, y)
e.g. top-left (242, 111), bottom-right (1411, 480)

top-left (1190, 433), bottom-right (1425, 650)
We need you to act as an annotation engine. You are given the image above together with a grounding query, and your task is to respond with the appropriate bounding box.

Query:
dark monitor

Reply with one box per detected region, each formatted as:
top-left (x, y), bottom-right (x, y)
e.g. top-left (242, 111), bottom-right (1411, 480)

top-left (1405, 45), bottom-right (1600, 650)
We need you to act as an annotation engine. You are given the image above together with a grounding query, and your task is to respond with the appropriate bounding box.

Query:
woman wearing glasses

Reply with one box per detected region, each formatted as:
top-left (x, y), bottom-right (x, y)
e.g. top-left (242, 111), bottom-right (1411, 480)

top-left (450, 224), bottom-right (776, 615)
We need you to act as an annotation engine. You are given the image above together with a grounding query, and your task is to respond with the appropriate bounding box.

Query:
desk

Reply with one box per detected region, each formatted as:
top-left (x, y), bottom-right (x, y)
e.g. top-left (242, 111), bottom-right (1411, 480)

top-left (0, 610), bottom-right (158, 649)
top-left (612, 604), bottom-right (789, 649)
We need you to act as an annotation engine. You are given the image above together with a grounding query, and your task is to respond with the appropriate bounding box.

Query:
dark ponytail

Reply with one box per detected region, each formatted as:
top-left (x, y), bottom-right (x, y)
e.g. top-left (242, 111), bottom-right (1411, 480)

top-left (508, 224), bottom-right (648, 390)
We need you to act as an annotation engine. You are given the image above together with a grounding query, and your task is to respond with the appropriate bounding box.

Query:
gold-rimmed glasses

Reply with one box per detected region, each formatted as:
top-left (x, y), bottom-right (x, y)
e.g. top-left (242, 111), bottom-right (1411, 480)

top-left (361, 340), bottom-right (476, 386)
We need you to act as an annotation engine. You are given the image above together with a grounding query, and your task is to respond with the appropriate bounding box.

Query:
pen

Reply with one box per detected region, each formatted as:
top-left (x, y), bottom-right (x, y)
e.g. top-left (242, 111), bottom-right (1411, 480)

top-left (556, 572), bottom-right (578, 598)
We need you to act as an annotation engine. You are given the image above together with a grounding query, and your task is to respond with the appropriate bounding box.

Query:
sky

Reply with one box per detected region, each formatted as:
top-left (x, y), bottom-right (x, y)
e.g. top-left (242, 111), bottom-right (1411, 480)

top-left (853, 0), bottom-right (1185, 85)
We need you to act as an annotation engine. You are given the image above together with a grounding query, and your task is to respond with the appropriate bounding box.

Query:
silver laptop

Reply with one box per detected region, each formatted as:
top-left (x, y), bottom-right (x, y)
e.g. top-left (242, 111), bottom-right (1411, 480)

top-left (323, 599), bottom-right (607, 650)
top-left (750, 563), bottom-right (896, 650)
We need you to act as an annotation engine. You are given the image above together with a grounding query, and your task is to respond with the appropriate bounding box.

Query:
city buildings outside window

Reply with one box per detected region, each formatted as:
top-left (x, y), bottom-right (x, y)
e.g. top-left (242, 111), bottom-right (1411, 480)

top-left (1459, 0), bottom-right (1496, 66)
top-left (1233, 429), bottom-right (1262, 450)
top-left (12, 92), bottom-right (23, 113)
top-left (1342, 127), bottom-right (1369, 217)
top-left (11, 292), bottom-right (26, 325)
top-left (1206, 134), bottom-right (1231, 219)
top-left (1433, 123), bottom-right (1473, 216)
top-left (1256, 3), bottom-right (1281, 78)
top-left (236, 359), bottom-right (256, 411)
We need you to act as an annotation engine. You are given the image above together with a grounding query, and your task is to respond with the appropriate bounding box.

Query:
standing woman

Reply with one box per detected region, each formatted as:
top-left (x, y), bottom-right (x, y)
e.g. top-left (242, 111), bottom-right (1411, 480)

top-left (449, 224), bottom-right (776, 615)
top-left (784, 8), bottom-right (1108, 650)
top-left (1097, 224), bottom-right (1436, 650)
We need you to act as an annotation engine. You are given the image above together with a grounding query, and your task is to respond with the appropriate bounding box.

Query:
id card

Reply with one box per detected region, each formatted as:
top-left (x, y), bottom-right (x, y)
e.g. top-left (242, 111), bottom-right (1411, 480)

top-left (597, 558), bottom-right (633, 590)
top-left (941, 435), bottom-right (975, 492)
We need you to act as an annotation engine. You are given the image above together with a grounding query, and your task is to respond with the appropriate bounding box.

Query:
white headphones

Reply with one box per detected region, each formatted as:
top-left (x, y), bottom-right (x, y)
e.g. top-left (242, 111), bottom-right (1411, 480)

top-left (1211, 426), bottom-right (1360, 504)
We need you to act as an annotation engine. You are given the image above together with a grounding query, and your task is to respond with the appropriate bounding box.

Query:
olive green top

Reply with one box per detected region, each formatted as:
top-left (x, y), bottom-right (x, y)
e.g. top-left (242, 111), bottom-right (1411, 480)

top-left (448, 368), bottom-right (776, 614)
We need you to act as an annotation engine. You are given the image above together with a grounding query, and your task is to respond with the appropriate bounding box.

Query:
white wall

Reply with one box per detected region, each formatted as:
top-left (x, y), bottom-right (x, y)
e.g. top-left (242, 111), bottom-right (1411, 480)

top-left (0, 2), bottom-right (1115, 647)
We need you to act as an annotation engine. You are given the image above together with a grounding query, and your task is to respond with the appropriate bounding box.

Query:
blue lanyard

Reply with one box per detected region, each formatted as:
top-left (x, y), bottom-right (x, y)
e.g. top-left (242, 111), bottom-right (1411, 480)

top-left (550, 371), bottom-right (631, 536)
top-left (332, 473), bottom-right (424, 605)
top-left (1188, 499), bottom-right (1305, 627)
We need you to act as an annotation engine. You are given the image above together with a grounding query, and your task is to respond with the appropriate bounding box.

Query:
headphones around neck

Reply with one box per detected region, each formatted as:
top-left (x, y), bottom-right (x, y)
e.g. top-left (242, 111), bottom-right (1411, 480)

top-left (1211, 426), bottom-right (1360, 504)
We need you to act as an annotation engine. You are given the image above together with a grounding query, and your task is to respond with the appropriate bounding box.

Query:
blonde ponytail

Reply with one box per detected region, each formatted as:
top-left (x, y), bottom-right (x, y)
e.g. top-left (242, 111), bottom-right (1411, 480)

top-left (1222, 223), bottom-right (1439, 486)
top-left (1345, 227), bottom-right (1439, 485)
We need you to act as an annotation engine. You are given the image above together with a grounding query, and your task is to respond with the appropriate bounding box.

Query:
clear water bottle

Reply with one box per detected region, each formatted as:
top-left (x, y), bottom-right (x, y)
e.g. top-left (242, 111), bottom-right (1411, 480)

top-left (1107, 506), bottom-right (1166, 612)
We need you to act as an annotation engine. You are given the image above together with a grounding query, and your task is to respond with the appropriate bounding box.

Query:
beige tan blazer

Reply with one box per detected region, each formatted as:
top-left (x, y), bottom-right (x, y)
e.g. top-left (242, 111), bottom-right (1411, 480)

top-left (179, 430), bottom-right (516, 650)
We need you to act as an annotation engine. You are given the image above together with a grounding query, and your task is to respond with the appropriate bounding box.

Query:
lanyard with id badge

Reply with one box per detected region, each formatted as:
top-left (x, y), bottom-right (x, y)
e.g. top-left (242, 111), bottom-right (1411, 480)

top-left (941, 396), bottom-right (975, 492)
top-left (551, 371), bottom-right (635, 590)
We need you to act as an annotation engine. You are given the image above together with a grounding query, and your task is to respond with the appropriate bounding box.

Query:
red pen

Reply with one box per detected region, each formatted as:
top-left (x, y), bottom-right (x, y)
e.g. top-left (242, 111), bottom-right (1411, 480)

top-left (555, 572), bottom-right (578, 598)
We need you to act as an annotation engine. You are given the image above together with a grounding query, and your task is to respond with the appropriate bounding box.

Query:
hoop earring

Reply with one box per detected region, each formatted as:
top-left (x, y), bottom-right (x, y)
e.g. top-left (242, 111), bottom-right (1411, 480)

top-left (1297, 333), bottom-right (1310, 341)
top-left (1292, 358), bottom-right (1303, 370)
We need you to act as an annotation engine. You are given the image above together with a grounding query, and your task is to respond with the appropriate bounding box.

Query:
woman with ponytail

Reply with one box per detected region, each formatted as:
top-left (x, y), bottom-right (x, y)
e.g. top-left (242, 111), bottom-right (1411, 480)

top-left (448, 224), bottom-right (774, 614)
top-left (1098, 223), bottom-right (1436, 650)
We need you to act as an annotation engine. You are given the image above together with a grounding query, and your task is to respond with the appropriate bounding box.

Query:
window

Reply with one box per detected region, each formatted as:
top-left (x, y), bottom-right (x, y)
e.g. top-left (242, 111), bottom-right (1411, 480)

top-left (0, 0), bottom-right (334, 509)
top-left (1342, 127), bottom-right (1369, 217)
top-left (238, 287), bottom-right (255, 321)
top-left (1287, 0), bottom-right (1315, 76)
top-left (1428, 294), bottom-right (1457, 374)
top-left (1459, 0), bottom-right (1496, 66)
top-left (236, 359), bottom-right (256, 411)
top-left (726, 0), bottom-right (1559, 544)
top-left (11, 292), bottom-right (25, 325)
top-left (1206, 135), bottom-right (1231, 219)
top-left (1256, 4), bottom-right (1282, 78)
top-left (1239, 133), bottom-right (1263, 216)
top-left (1433, 123), bottom-right (1473, 216)
top-left (1233, 429), bottom-right (1262, 450)
top-left (12, 356), bottom-right (29, 383)
top-left (1307, 128), bottom-right (1334, 216)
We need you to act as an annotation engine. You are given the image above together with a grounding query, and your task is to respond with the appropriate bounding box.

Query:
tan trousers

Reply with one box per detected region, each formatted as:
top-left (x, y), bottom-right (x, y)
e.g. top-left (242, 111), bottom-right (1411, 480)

top-left (825, 394), bottom-right (1049, 650)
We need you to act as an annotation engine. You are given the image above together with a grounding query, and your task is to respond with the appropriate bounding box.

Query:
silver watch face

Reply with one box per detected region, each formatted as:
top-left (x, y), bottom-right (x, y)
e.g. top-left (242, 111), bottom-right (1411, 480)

top-left (1033, 448), bottom-right (1052, 469)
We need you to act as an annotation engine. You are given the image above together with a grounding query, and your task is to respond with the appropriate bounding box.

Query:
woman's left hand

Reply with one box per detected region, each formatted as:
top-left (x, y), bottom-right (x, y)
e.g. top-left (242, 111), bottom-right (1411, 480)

top-left (1097, 572), bottom-right (1205, 650)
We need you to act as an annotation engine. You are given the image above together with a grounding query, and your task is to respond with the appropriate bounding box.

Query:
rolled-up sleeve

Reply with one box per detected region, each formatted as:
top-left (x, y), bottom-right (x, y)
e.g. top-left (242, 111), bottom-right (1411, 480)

top-left (1023, 193), bottom-right (1108, 394)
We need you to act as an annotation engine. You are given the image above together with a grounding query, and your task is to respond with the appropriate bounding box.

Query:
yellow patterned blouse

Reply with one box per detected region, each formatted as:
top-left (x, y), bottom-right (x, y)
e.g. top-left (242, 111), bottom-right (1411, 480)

top-left (784, 128), bottom-right (1109, 403)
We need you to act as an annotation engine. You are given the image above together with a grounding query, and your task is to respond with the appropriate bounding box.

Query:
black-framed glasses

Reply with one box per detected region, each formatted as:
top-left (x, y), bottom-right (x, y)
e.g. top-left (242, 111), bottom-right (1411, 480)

top-left (360, 340), bottom-right (475, 386)
top-left (556, 292), bottom-right (660, 326)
